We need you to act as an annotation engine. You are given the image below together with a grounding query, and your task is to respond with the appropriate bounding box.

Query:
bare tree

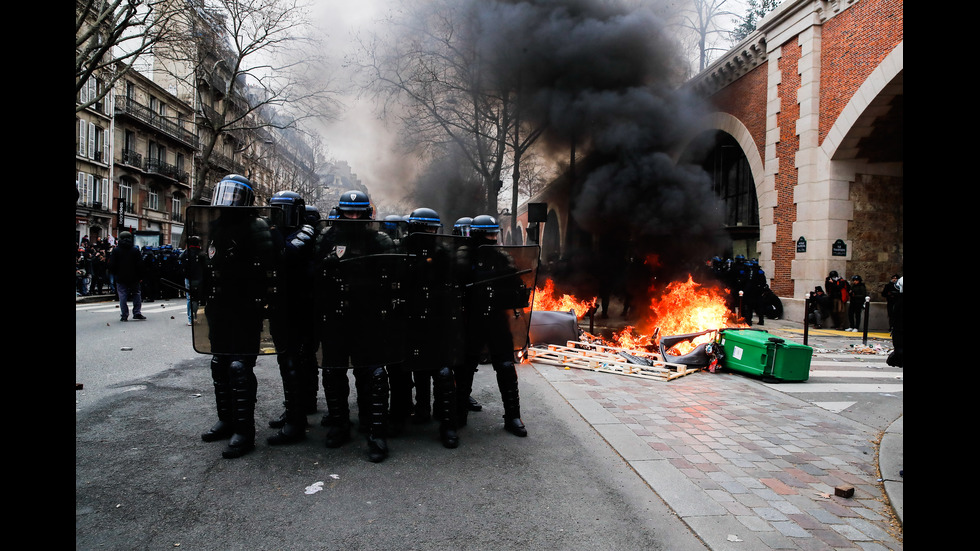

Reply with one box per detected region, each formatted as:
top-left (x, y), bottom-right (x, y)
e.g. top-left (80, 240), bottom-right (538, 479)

top-left (153, 0), bottom-right (340, 204)
top-left (75, 0), bottom-right (176, 113)
top-left (352, 0), bottom-right (515, 215)
top-left (677, 0), bottom-right (739, 72)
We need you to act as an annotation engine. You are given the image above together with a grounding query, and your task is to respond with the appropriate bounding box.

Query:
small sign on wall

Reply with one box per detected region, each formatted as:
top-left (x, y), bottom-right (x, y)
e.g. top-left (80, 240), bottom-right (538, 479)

top-left (796, 237), bottom-right (806, 253)
top-left (832, 239), bottom-right (847, 257)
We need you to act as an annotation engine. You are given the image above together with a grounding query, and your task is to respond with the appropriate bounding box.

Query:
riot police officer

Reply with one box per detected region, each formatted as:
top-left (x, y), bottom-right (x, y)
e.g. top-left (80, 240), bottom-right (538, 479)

top-left (265, 190), bottom-right (318, 446)
top-left (455, 215), bottom-right (528, 437)
top-left (401, 207), bottom-right (462, 448)
top-left (450, 215), bottom-right (483, 414)
top-left (314, 189), bottom-right (401, 462)
top-left (452, 216), bottom-right (473, 238)
top-left (198, 174), bottom-right (277, 459)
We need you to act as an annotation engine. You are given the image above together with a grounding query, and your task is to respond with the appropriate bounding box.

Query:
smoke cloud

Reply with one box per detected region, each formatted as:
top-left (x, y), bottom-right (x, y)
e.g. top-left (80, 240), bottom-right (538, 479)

top-left (327, 0), bottom-right (730, 269)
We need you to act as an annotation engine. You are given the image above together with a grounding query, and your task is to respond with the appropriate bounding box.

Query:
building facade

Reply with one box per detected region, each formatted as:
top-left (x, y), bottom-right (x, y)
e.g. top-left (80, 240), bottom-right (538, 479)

top-left (113, 68), bottom-right (199, 246)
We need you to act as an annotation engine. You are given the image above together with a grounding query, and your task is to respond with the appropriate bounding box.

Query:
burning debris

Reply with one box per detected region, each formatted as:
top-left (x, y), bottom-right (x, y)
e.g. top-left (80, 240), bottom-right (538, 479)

top-left (528, 271), bottom-right (754, 380)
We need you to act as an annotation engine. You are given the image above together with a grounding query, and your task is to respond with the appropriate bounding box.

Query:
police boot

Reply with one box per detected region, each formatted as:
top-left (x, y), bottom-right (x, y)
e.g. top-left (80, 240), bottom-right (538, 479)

top-left (303, 355), bottom-right (320, 415)
top-left (412, 371), bottom-right (432, 424)
top-left (434, 367), bottom-right (459, 449)
top-left (222, 360), bottom-right (257, 459)
top-left (201, 357), bottom-right (234, 442)
top-left (267, 360), bottom-right (308, 446)
top-left (387, 369), bottom-right (413, 437)
top-left (454, 366), bottom-right (475, 428)
top-left (366, 366), bottom-right (390, 463)
top-left (322, 369), bottom-right (352, 448)
top-left (496, 363), bottom-right (527, 437)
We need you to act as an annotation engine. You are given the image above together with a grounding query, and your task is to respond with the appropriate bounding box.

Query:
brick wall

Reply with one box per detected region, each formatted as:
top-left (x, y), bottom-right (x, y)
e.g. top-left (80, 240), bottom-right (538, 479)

top-left (771, 37), bottom-right (802, 298)
top-left (710, 63), bottom-right (768, 156)
top-left (819, 0), bottom-right (904, 143)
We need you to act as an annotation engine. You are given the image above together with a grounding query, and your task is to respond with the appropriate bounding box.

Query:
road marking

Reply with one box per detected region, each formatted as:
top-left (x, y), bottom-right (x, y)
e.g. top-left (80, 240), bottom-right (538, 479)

top-left (813, 401), bottom-right (856, 413)
top-left (809, 370), bottom-right (902, 379)
top-left (765, 383), bottom-right (904, 393)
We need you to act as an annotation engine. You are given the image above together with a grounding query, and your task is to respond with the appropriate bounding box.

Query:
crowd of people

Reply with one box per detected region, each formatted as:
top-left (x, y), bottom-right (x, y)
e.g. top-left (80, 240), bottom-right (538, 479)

top-left (76, 234), bottom-right (190, 305)
top-left (75, 235), bottom-right (114, 297)
top-left (806, 271), bottom-right (902, 333)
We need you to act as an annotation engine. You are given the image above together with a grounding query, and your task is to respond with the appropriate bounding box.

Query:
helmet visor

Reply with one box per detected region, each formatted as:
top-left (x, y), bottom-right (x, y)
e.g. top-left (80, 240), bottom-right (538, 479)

top-left (211, 179), bottom-right (255, 207)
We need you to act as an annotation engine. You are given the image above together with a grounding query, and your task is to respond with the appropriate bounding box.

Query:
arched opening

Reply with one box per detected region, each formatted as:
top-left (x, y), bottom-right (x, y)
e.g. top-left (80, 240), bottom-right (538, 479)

top-left (698, 131), bottom-right (760, 260)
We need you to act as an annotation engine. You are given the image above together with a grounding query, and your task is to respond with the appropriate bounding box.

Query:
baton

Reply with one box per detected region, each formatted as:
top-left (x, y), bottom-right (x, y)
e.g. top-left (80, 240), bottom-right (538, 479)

top-left (160, 277), bottom-right (194, 295)
top-left (465, 268), bottom-right (533, 288)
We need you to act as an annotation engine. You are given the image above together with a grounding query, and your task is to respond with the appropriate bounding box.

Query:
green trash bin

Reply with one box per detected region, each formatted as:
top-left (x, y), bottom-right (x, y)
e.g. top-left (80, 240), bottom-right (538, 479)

top-left (718, 329), bottom-right (812, 382)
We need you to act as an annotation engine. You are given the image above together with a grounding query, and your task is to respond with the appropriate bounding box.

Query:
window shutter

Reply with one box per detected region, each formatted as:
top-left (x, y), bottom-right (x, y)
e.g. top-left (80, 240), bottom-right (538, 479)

top-left (103, 129), bottom-right (110, 163)
top-left (101, 178), bottom-right (110, 206)
top-left (77, 172), bottom-right (85, 203)
top-left (79, 121), bottom-right (87, 156)
top-left (88, 122), bottom-right (96, 159)
top-left (86, 174), bottom-right (94, 204)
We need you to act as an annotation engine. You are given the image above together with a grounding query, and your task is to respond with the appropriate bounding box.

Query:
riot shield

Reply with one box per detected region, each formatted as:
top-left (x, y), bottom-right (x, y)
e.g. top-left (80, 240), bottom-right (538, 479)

top-left (312, 219), bottom-right (409, 368)
top-left (401, 233), bottom-right (469, 370)
top-left (473, 244), bottom-right (540, 352)
top-left (186, 205), bottom-right (278, 356)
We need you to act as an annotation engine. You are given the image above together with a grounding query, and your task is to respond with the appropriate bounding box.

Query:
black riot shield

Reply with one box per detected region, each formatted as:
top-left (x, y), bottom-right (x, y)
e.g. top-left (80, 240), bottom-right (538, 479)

top-left (472, 244), bottom-right (540, 352)
top-left (186, 205), bottom-right (278, 356)
top-left (312, 219), bottom-right (409, 368)
top-left (401, 233), bottom-right (468, 370)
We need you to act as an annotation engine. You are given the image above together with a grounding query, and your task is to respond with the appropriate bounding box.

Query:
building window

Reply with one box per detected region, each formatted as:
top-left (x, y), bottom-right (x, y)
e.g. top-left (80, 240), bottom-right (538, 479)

top-left (119, 181), bottom-right (133, 211)
top-left (172, 195), bottom-right (183, 220)
top-left (148, 189), bottom-right (160, 211)
top-left (92, 177), bottom-right (109, 208)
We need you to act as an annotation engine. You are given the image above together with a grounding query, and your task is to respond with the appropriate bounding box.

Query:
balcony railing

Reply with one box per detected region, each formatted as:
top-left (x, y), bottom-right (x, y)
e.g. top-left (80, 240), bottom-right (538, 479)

top-left (146, 158), bottom-right (179, 180)
top-left (121, 149), bottom-right (143, 168)
top-left (115, 95), bottom-right (199, 149)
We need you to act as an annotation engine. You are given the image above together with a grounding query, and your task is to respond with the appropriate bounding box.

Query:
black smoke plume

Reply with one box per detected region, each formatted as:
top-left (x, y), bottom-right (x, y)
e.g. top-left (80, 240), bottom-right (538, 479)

top-left (401, 0), bottom-right (729, 276)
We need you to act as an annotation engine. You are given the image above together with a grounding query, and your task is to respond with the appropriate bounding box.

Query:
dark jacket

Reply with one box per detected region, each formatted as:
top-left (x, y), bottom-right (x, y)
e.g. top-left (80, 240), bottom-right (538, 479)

top-left (108, 244), bottom-right (144, 286)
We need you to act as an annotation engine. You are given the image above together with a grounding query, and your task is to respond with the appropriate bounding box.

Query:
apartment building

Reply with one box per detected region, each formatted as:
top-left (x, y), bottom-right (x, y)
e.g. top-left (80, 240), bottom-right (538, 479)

top-left (113, 68), bottom-right (199, 246)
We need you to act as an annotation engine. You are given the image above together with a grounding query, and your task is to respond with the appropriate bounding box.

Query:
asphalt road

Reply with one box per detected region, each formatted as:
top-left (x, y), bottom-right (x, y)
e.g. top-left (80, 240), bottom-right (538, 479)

top-left (76, 298), bottom-right (709, 550)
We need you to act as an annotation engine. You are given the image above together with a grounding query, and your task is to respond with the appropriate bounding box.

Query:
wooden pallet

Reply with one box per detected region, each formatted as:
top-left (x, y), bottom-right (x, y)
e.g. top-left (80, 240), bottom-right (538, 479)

top-left (528, 340), bottom-right (700, 381)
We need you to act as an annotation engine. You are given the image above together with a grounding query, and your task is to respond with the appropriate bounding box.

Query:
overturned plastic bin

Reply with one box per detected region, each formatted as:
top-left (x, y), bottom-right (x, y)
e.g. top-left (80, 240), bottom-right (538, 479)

top-left (718, 328), bottom-right (812, 382)
top-left (528, 310), bottom-right (581, 346)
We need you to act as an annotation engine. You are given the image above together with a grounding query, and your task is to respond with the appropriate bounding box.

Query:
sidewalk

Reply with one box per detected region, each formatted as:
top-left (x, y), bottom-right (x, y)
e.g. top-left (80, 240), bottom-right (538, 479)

top-left (546, 310), bottom-right (903, 548)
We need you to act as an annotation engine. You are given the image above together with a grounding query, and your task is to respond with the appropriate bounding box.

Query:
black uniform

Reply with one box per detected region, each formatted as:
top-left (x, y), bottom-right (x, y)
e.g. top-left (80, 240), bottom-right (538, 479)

top-left (455, 240), bottom-right (529, 437)
top-left (266, 216), bottom-right (317, 445)
top-left (401, 232), bottom-right (465, 448)
top-left (314, 219), bottom-right (401, 462)
top-left (198, 207), bottom-right (276, 459)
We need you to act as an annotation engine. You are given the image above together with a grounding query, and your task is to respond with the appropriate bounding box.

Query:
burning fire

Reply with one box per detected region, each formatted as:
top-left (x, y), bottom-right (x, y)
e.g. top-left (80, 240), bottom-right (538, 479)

top-left (532, 279), bottom-right (598, 319)
top-left (535, 275), bottom-right (745, 355)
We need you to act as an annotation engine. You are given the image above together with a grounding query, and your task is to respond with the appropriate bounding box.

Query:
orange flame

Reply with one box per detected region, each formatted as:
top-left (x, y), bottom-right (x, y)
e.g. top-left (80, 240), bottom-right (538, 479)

top-left (535, 275), bottom-right (745, 355)
top-left (533, 279), bottom-right (598, 319)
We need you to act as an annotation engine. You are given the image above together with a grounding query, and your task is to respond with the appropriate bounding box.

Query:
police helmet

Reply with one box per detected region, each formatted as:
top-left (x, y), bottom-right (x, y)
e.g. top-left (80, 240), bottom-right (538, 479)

top-left (337, 190), bottom-right (372, 219)
top-left (469, 214), bottom-right (500, 242)
top-left (304, 205), bottom-right (321, 225)
top-left (269, 190), bottom-right (306, 230)
top-left (407, 207), bottom-right (442, 233)
top-left (452, 216), bottom-right (473, 237)
top-left (211, 174), bottom-right (255, 207)
top-left (327, 207), bottom-right (339, 220)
